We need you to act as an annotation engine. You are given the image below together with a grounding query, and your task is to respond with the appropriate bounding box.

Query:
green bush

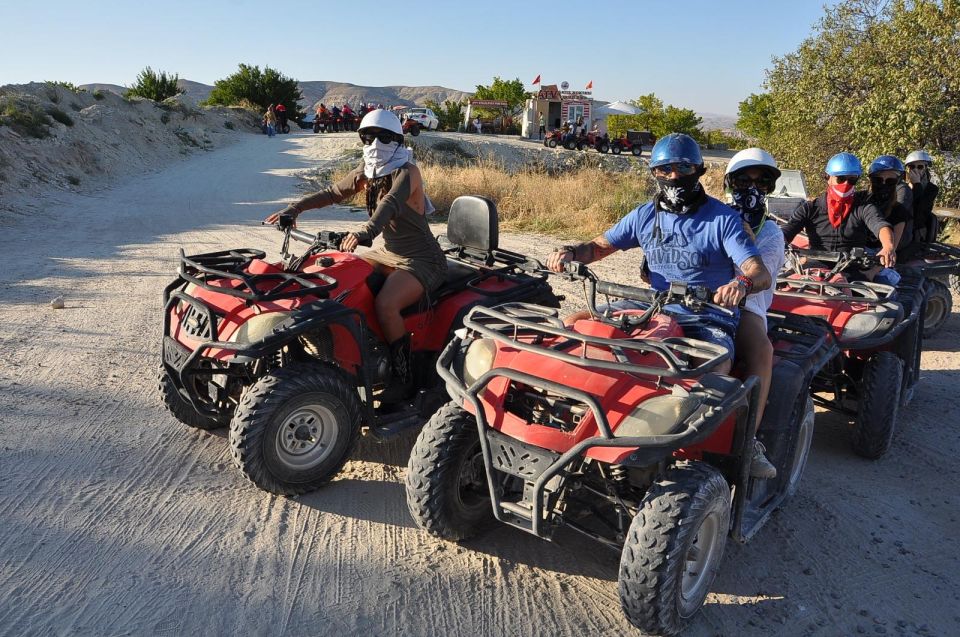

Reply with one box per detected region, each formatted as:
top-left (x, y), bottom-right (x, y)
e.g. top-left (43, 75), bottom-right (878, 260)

top-left (423, 99), bottom-right (465, 132)
top-left (92, 89), bottom-right (105, 100)
top-left (0, 96), bottom-right (53, 138)
top-left (47, 107), bottom-right (74, 127)
top-left (46, 81), bottom-right (82, 93)
top-left (69, 102), bottom-right (83, 112)
top-left (203, 63), bottom-right (304, 120)
top-left (125, 67), bottom-right (184, 102)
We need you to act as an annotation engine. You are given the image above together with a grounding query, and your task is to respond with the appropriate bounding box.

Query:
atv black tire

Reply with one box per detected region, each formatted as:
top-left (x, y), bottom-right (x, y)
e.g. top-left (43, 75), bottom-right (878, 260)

top-left (563, 139), bottom-right (577, 150)
top-left (157, 364), bottom-right (226, 430)
top-left (922, 279), bottom-right (952, 337)
top-left (229, 363), bottom-right (361, 496)
top-left (612, 144), bottom-right (622, 155)
top-left (631, 145), bottom-right (642, 156)
top-left (409, 124), bottom-right (420, 136)
top-left (598, 142), bottom-right (609, 153)
top-left (405, 401), bottom-right (493, 541)
top-left (547, 138), bottom-right (557, 148)
top-left (852, 352), bottom-right (902, 459)
top-left (619, 462), bottom-right (730, 636)
top-left (785, 397), bottom-right (815, 498)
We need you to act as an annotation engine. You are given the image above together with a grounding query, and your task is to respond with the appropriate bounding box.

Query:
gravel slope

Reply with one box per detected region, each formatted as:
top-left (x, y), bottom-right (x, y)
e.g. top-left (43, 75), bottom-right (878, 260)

top-left (0, 131), bottom-right (957, 637)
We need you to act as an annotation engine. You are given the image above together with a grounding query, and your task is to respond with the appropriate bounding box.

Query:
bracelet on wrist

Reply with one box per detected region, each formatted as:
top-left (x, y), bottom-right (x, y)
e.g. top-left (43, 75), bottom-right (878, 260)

top-left (735, 274), bottom-right (754, 294)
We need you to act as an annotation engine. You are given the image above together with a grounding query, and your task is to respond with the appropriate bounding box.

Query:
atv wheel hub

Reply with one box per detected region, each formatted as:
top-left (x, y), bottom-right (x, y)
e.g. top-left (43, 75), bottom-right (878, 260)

top-left (276, 405), bottom-right (337, 468)
top-left (680, 510), bottom-right (722, 615)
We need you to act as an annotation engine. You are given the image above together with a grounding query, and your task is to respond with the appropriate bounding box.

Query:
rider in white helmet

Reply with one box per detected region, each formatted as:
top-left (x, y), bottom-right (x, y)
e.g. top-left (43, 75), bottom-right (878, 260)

top-left (904, 150), bottom-right (940, 245)
top-left (725, 147), bottom-right (785, 479)
top-left (265, 108), bottom-right (446, 402)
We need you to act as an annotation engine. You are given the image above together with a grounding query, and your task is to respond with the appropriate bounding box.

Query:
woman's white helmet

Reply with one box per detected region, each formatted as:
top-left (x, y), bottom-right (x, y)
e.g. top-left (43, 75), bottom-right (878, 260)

top-left (358, 109), bottom-right (403, 136)
top-left (905, 150), bottom-right (933, 166)
top-left (725, 147), bottom-right (782, 179)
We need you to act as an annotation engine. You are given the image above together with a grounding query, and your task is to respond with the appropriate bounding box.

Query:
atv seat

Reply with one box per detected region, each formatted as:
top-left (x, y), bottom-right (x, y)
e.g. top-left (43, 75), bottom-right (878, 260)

top-left (366, 196), bottom-right (500, 315)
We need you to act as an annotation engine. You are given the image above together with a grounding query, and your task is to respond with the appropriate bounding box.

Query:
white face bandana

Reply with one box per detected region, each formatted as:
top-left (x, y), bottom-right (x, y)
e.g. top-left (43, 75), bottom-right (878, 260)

top-left (362, 139), bottom-right (412, 178)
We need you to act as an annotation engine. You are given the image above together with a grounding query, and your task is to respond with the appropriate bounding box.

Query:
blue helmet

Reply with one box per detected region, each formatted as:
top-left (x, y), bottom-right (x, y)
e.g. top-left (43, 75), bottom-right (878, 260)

top-left (868, 154), bottom-right (905, 176)
top-left (649, 133), bottom-right (703, 169)
top-left (825, 152), bottom-right (863, 177)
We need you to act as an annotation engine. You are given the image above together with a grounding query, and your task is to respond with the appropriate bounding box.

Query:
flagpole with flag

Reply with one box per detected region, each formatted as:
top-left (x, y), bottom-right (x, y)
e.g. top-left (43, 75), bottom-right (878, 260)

top-left (585, 80), bottom-right (593, 90)
top-left (532, 74), bottom-right (541, 86)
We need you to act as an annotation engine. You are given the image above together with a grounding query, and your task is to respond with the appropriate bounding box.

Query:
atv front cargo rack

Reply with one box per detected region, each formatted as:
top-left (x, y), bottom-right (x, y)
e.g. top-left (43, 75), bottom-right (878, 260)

top-left (463, 303), bottom-right (731, 379)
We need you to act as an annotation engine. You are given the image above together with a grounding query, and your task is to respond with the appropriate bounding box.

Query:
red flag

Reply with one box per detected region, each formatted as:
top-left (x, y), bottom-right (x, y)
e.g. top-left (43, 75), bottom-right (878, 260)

top-left (585, 80), bottom-right (593, 90)
top-left (532, 74), bottom-right (541, 85)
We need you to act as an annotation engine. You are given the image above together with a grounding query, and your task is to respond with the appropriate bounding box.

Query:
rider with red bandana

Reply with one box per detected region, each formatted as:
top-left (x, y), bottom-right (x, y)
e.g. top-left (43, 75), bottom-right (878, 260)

top-left (781, 152), bottom-right (897, 279)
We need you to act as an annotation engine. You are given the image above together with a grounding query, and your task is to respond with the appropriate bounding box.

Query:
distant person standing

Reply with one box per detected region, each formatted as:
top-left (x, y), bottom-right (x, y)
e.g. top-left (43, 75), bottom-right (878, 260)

top-left (538, 111), bottom-right (545, 140)
top-left (264, 105), bottom-right (277, 137)
top-left (473, 116), bottom-right (482, 134)
top-left (275, 103), bottom-right (287, 133)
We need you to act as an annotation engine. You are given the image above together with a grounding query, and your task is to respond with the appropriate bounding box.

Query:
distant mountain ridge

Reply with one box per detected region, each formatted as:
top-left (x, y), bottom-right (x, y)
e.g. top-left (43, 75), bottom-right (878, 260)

top-left (79, 79), bottom-right (471, 111)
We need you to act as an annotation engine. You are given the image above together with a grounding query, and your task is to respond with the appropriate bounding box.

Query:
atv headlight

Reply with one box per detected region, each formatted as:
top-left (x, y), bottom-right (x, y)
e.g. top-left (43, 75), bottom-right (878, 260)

top-left (615, 395), bottom-right (704, 437)
top-left (463, 338), bottom-right (497, 387)
top-left (841, 303), bottom-right (900, 340)
top-left (228, 312), bottom-right (292, 344)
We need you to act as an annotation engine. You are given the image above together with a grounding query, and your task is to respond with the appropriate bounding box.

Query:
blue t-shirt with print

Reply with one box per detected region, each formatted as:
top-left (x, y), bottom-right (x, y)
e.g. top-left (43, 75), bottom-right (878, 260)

top-left (603, 196), bottom-right (760, 292)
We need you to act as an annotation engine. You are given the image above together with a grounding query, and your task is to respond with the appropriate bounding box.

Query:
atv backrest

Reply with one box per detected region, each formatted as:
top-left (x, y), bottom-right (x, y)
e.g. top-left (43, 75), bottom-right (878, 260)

top-left (447, 195), bottom-right (499, 253)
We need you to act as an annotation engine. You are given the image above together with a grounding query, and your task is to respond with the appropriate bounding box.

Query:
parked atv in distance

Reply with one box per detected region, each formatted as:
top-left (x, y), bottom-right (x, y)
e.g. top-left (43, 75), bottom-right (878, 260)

top-left (579, 131), bottom-right (610, 153)
top-left (159, 196), bottom-right (559, 496)
top-left (405, 263), bottom-right (837, 636)
top-left (610, 129), bottom-right (656, 156)
top-left (771, 247), bottom-right (925, 459)
top-left (402, 118), bottom-right (422, 136)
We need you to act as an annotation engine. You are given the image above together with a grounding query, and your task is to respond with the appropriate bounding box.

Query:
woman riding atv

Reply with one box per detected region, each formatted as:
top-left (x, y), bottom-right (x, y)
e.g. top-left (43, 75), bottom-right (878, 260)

top-left (265, 108), bottom-right (446, 401)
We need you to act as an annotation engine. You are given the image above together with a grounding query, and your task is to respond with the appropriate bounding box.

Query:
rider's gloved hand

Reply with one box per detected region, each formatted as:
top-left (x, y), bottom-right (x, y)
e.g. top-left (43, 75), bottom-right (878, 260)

top-left (264, 205), bottom-right (301, 228)
top-left (714, 280), bottom-right (747, 308)
top-left (547, 247), bottom-right (574, 273)
top-left (340, 233), bottom-right (360, 253)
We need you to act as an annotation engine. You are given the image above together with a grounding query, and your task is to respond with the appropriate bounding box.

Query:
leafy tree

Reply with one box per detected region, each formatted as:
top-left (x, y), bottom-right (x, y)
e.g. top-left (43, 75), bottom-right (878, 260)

top-left (736, 93), bottom-right (774, 141)
top-left (756, 0), bottom-right (960, 191)
top-left (606, 92), bottom-right (703, 139)
top-left (424, 99), bottom-right (464, 131)
top-left (473, 77), bottom-right (529, 113)
top-left (125, 67), bottom-right (183, 102)
top-left (203, 64), bottom-right (304, 119)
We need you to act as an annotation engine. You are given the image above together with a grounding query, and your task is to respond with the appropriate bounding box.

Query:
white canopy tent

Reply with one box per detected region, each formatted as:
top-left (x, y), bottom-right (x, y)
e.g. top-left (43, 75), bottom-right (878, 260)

top-left (593, 100), bottom-right (641, 116)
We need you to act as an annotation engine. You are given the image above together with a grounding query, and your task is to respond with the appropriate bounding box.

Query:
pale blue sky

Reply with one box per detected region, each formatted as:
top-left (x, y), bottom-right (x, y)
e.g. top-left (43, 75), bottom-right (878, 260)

top-left (0, 0), bottom-right (836, 115)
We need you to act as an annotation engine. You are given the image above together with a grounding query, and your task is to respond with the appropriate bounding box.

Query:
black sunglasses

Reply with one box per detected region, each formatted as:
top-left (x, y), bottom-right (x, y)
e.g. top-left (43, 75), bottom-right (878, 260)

top-left (732, 174), bottom-right (777, 191)
top-left (651, 162), bottom-right (699, 177)
top-left (871, 176), bottom-right (899, 186)
top-left (834, 175), bottom-right (859, 185)
top-left (906, 163), bottom-right (928, 170)
top-left (359, 130), bottom-right (400, 145)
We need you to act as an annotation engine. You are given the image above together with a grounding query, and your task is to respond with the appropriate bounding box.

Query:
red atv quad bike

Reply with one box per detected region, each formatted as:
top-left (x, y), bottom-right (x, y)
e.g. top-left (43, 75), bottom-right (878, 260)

top-left (579, 131), bottom-right (611, 153)
top-left (402, 118), bottom-right (422, 136)
top-left (405, 264), bottom-right (837, 636)
top-left (610, 129), bottom-right (656, 157)
top-left (898, 239), bottom-right (960, 337)
top-left (158, 196), bottom-right (559, 496)
top-left (771, 247), bottom-right (925, 459)
top-left (543, 128), bottom-right (579, 150)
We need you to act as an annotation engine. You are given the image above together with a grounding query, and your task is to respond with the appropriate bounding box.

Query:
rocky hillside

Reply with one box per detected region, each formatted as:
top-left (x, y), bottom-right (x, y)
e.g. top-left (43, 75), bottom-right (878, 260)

top-left (80, 79), bottom-right (472, 111)
top-left (0, 82), bottom-right (259, 211)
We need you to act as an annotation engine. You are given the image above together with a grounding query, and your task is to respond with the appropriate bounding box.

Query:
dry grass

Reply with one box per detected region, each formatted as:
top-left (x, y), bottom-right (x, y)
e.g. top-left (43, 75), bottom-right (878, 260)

top-left (330, 155), bottom-right (727, 239)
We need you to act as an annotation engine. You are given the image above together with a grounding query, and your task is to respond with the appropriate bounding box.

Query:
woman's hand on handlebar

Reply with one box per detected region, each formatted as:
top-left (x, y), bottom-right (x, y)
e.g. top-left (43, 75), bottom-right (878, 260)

top-left (264, 205), bottom-right (299, 228)
top-left (713, 280), bottom-right (747, 308)
top-left (339, 233), bottom-right (360, 252)
top-left (547, 248), bottom-right (574, 273)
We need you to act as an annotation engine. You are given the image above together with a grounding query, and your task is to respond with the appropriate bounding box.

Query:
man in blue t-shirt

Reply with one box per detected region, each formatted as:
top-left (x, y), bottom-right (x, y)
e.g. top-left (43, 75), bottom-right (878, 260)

top-left (547, 133), bottom-right (772, 367)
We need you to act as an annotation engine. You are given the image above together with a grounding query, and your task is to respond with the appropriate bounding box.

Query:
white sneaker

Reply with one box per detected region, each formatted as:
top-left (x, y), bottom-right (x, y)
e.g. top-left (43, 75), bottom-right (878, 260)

top-left (750, 440), bottom-right (777, 479)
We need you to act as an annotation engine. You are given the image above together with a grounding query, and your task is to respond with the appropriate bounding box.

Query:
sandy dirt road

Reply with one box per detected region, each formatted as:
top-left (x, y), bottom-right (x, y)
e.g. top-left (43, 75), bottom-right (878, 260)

top-left (1, 131), bottom-right (958, 637)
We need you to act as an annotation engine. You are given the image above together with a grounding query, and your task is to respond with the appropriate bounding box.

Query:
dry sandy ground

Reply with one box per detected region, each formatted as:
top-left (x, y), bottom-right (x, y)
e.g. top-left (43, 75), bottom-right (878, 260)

top-left (1, 131), bottom-right (958, 637)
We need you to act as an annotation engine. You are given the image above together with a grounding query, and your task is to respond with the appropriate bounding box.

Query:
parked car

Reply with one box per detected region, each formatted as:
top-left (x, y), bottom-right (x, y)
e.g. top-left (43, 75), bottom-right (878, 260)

top-left (404, 108), bottom-right (439, 131)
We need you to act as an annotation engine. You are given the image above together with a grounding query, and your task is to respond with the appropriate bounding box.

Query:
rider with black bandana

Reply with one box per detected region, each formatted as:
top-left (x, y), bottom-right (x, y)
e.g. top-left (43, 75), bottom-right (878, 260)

top-left (725, 148), bottom-right (786, 479)
top-left (865, 155), bottom-right (909, 285)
